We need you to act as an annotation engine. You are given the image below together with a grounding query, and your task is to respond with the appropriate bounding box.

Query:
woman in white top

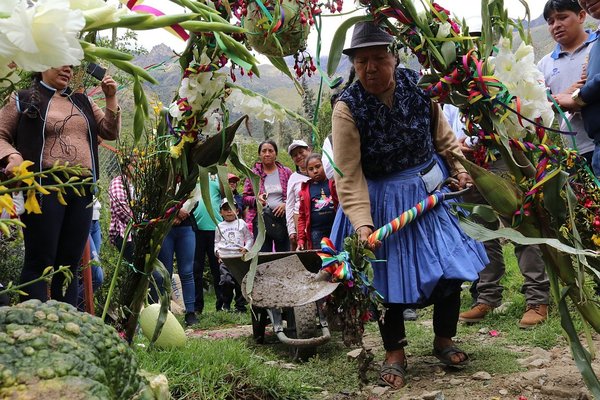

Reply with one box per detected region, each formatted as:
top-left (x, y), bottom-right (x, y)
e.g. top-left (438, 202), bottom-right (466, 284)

top-left (285, 139), bottom-right (311, 250)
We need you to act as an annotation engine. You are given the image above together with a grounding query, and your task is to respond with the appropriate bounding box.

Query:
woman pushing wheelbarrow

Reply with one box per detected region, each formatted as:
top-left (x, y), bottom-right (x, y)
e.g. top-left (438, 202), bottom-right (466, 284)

top-left (326, 21), bottom-right (489, 390)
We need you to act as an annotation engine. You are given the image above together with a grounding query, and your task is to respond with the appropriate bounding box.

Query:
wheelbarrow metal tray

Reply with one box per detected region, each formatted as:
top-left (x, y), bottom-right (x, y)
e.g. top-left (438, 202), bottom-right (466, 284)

top-left (221, 252), bottom-right (338, 309)
top-left (221, 250), bottom-right (322, 286)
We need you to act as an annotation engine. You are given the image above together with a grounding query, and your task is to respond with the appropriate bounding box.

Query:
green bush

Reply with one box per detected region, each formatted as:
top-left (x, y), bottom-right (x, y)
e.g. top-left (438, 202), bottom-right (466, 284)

top-left (0, 233), bottom-right (24, 304)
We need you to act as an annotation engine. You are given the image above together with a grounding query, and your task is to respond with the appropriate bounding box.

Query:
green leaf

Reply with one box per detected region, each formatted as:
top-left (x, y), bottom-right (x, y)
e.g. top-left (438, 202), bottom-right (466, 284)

top-left (190, 115), bottom-right (247, 167)
top-left (458, 217), bottom-right (600, 258)
top-left (469, 204), bottom-right (499, 223)
top-left (149, 259), bottom-right (172, 345)
top-left (227, 143), bottom-right (265, 258)
top-left (542, 169), bottom-right (569, 223)
top-left (481, 0), bottom-right (493, 60)
top-left (327, 15), bottom-right (372, 76)
top-left (198, 167), bottom-right (221, 228)
top-left (557, 287), bottom-right (600, 397)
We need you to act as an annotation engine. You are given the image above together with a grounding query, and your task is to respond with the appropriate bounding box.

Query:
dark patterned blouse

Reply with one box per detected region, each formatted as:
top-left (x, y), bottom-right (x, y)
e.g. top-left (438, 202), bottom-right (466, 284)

top-left (338, 68), bottom-right (434, 179)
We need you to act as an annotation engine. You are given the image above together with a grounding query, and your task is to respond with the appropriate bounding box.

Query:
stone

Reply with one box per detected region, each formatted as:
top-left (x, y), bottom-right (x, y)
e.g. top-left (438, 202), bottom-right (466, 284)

top-left (421, 390), bottom-right (445, 400)
top-left (478, 328), bottom-right (489, 334)
top-left (520, 369), bottom-right (548, 382)
top-left (346, 348), bottom-right (363, 360)
top-left (472, 371), bottom-right (492, 380)
top-left (540, 386), bottom-right (575, 398)
top-left (371, 386), bottom-right (389, 396)
top-left (499, 389), bottom-right (508, 395)
top-left (495, 301), bottom-right (512, 314)
top-left (528, 358), bottom-right (549, 368)
top-left (449, 378), bottom-right (463, 385)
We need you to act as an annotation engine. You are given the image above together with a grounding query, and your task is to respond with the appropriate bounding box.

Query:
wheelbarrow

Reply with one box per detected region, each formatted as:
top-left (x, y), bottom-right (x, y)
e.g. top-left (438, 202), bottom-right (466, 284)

top-left (220, 250), bottom-right (339, 361)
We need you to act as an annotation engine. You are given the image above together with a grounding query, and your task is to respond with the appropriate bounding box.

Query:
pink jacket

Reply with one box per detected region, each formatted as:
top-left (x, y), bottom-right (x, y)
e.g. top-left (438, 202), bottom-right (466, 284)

top-left (242, 161), bottom-right (293, 231)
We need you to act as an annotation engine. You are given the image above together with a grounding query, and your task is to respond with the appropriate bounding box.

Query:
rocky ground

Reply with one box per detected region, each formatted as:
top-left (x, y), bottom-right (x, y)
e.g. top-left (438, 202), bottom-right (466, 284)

top-left (187, 323), bottom-right (597, 400)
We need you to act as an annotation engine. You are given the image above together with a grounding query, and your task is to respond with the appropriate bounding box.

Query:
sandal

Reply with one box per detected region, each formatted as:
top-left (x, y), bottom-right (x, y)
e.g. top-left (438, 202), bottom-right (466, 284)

top-left (379, 360), bottom-right (408, 389)
top-left (433, 346), bottom-right (470, 366)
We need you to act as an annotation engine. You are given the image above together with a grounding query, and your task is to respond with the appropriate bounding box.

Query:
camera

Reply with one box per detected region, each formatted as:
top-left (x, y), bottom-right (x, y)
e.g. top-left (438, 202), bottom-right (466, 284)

top-left (86, 63), bottom-right (106, 81)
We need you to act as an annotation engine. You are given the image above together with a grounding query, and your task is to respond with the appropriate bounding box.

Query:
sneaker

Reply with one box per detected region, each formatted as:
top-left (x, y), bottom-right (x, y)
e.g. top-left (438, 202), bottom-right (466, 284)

top-left (519, 304), bottom-right (548, 329)
top-left (459, 303), bottom-right (494, 323)
top-left (403, 308), bottom-right (418, 321)
top-left (184, 312), bottom-right (199, 327)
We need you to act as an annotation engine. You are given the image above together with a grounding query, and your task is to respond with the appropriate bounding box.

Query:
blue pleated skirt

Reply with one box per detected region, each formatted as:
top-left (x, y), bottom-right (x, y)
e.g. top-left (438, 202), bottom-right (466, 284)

top-left (331, 155), bottom-right (488, 304)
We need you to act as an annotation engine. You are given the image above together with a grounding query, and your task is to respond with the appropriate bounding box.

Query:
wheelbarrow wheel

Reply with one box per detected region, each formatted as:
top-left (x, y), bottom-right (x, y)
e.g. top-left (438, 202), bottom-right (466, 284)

top-left (251, 306), bottom-right (269, 344)
top-left (287, 303), bottom-right (317, 361)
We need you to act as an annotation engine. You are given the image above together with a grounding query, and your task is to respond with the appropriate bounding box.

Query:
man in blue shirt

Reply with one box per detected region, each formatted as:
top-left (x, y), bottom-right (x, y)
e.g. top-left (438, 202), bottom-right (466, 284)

top-left (538, 0), bottom-right (597, 164)
top-left (554, 0), bottom-right (600, 176)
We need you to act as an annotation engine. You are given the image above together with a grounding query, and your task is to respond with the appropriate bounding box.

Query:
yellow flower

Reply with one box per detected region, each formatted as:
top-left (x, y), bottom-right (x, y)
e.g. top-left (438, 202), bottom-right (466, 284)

top-left (152, 102), bottom-right (163, 116)
top-left (10, 160), bottom-right (35, 186)
top-left (169, 142), bottom-right (184, 158)
top-left (0, 188), bottom-right (15, 217)
top-left (24, 189), bottom-right (41, 214)
top-left (593, 235), bottom-right (600, 248)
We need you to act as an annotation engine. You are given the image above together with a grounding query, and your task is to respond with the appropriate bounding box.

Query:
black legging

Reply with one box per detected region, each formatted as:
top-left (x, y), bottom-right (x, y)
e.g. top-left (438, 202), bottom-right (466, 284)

top-left (20, 188), bottom-right (93, 306)
top-left (378, 280), bottom-right (462, 351)
top-left (253, 219), bottom-right (289, 252)
top-left (193, 230), bottom-right (223, 313)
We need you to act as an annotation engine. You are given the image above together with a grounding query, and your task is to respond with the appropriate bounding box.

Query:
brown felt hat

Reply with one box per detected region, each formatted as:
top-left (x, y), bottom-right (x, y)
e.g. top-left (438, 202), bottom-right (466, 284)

top-left (342, 21), bottom-right (394, 55)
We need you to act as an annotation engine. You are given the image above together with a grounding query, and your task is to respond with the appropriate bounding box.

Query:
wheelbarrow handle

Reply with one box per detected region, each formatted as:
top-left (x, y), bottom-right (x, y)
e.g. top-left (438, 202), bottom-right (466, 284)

top-left (368, 180), bottom-right (472, 245)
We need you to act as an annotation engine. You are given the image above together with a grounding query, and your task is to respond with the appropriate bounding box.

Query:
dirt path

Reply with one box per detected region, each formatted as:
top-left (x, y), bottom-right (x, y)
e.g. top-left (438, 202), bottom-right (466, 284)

top-left (355, 330), bottom-right (595, 400)
top-left (186, 323), bottom-right (596, 400)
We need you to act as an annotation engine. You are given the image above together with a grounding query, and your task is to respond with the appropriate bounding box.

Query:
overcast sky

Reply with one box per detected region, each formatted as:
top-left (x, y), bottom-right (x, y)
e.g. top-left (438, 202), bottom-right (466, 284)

top-left (114, 0), bottom-right (546, 57)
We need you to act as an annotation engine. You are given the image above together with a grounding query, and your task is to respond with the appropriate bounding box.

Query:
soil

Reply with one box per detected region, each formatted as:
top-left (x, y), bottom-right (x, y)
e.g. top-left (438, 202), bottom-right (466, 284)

top-left (187, 322), bottom-right (597, 400)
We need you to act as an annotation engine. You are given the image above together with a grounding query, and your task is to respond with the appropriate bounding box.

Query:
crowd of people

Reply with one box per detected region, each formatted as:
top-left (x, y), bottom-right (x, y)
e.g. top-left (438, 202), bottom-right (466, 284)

top-left (1, 0), bottom-right (600, 391)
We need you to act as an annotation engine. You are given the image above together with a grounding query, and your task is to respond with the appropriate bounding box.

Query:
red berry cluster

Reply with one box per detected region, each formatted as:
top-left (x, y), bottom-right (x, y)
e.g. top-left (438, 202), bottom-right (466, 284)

top-left (229, 63), bottom-right (254, 82)
top-left (323, 0), bottom-right (343, 13)
top-left (231, 0), bottom-right (248, 18)
top-left (293, 51), bottom-right (317, 78)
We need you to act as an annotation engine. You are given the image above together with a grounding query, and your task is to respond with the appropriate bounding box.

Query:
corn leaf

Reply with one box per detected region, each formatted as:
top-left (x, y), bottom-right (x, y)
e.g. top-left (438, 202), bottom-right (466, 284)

top-left (459, 217), bottom-right (600, 258)
top-left (556, 286), bottom-right (600, 397)
top-left (327, 15), bottom-right (372, 76)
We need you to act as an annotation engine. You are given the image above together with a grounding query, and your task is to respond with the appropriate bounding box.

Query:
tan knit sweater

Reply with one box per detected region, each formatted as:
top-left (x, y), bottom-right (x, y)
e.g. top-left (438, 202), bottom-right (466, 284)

top-left (332, 85), bottom-right (466, 231)
top-left (0, 92), bottom-right (120, 172)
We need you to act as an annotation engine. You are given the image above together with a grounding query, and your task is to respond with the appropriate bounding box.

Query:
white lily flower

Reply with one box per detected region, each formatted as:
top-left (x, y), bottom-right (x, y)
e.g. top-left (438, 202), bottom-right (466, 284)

top-left (436, 22), bottom-right (451, 39)
top-left (0, 0), bottom-right (18, 18)
top-left (0, 0), bottom-right (85, 71)
top-left (489, 37), bottom-right (554, 136)
top-left (168, 101), bottom-right (183, 120)
top-left (70, 0), bottom-right (126, 30)
top-left (227, 88), bottom-right (284, 124)
top-left (204, 111), bottom-right (223, 134)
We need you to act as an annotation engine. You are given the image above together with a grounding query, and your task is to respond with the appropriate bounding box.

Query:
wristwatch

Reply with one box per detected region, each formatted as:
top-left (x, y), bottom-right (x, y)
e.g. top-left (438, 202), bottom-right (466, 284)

top-left (572, 88), bottom-right (587, 107)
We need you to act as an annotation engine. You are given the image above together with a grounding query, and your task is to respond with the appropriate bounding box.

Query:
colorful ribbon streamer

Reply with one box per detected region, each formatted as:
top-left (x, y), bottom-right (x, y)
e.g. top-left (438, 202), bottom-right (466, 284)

top-left (368, 192), bottom-right (443, 246)
top-left (318, 237), bottom-right (353, 282)
top-left (121, 0), bottom-right (189, 41)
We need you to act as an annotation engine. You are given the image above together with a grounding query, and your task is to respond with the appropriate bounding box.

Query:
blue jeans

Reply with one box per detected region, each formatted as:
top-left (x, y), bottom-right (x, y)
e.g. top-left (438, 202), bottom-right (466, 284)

top-left (89, 219), bottom-right (102, 254)
top-left (592, 143), bottom-right (600, 177)
top-left (88, 236), bottom-right (104, 291)
top-left (152, 225), bottom-right (196, 313)
top-left (310, 228), bottom-right (330, 250)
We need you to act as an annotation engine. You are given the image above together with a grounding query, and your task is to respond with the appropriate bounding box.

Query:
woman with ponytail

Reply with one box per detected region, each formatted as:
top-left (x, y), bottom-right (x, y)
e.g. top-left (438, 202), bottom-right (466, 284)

top-left (0, 65), bottom-right (120, 306)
